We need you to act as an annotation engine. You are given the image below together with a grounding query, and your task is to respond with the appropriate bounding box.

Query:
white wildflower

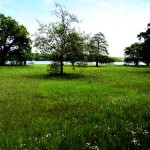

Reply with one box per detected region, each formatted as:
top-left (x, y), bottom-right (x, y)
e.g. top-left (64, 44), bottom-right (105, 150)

top-left (46, 133), bottom-right (51, 138)
top-left (143, 130), bottom-right (149, 135)
top-left (132, 138), bottom-right (140, 146)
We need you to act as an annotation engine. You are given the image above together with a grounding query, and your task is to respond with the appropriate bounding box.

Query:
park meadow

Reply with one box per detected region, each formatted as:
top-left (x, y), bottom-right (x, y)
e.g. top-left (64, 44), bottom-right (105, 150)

top-left (0, 64), bottom-right (150, 149)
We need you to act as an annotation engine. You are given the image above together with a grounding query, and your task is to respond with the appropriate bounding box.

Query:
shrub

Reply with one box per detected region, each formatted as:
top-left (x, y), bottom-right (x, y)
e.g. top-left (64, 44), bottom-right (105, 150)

top-left (47, 61), bottom-right (61, 75)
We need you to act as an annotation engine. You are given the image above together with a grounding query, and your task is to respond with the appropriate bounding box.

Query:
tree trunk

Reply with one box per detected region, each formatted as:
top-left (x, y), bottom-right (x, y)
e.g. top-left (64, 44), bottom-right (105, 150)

top-left (0, 58), bottom-right (6, 66)
top-left (145, 61), bottom-right (150, 66)
top-left (96, 41), bottom-right (99, 67)
top-left (0, 61), bottom-right (5, 66)
top-left (24, 59), bottom-right (26, 65)
top-left (72, 61), bottom-right (75, 67)
top-left (60, 56), bottom-right (63, 75)
top-left (96, 59), bottom-right (98, 67)
top-left (135, 61), bottom-right (139, 66)
top-left (71, 61), bottom-right (75, 70)
top-left (0, 51), bottom-right (7, 66)
top-left (60, 61), bottom-right (63, 74)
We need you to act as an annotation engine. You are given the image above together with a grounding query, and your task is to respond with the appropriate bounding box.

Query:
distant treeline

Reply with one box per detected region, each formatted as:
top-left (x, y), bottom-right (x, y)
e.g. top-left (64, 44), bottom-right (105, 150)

top-left (33, 53), bottom-right (123, 63)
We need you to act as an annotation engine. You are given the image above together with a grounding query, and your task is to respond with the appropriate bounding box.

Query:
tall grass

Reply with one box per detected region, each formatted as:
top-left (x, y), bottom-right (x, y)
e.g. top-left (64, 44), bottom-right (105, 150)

top-left (0, 65), bottom-right (150, 149)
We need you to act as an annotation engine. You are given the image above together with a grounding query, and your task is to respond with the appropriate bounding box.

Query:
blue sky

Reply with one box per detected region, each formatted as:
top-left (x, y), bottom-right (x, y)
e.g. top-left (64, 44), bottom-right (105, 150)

top-left (0, 0), bottom-right (150, 56)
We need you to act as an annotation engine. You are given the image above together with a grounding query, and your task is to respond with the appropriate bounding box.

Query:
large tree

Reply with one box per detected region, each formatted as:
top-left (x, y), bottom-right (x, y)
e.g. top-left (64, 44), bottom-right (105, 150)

top-left (88, 32), bottom-right (108, 67)
top-left (0, 14), bottom-right (31, 65)
top-left (124, 42), bottom-right (142, 66)
top-left (138, 23), bottom-right (150, 66)
top-left (34, 3), bottom-right (84, 74)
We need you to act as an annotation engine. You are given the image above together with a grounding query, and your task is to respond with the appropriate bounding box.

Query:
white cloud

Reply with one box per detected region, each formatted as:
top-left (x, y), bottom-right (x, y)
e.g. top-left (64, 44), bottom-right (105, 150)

top-left (26, 1), bottom-right (150, 56)
top-left (5, 0), bottom-right (12, 2)
top-left (1, 0), bottom-right (149, 56)
top-left (97, 1), bottom-right (113, 9)
top-left (77, 0), bottom-right (96, 3)
top-left (0, 0), bottom-right (12, 4)
top-left (42, 0), bottom-right (53, 6)
top-left (71, 0), bottom-right (150, 56)
top-left (0, 3), bottom-right (3, 9)
top-left (9, 10), bottom-right (43, 36)
top-left (0, 0), bottom-right (12, 10)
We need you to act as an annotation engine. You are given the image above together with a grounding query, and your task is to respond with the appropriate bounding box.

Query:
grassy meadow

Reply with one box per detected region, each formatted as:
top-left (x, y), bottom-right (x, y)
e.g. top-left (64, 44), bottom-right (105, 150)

top-left (0, 64), bottom-right (150, 149)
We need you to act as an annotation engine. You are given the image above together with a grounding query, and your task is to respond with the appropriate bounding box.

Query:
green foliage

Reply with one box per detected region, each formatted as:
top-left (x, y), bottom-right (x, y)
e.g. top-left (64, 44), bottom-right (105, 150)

top-left (33, 53), bottom-right (52, 61)
top-left (65, 29), bottom-right (87, 65)
top-left (110, 57), bottom-right (123, 62)
top-left (0, 65), bottom-right (150, 149)
top-left (124, 22), bottom-right (150, 66)
top-left (124, 42), bottom-right (142, 66)
top-left (34, 3), bottom-right (84, 74)
top-left (0, 13), bottom-right (31, 65)
top-left (47, 62), bottom-right (60, 75)
top-left (88, 32), bottom-right (109, 67)
top-left (138, 23), bottom-right (150, 66)
top-left (77, 61), bottom-right (87, 67)
top-left (34, 4), bottom-right (111, 73)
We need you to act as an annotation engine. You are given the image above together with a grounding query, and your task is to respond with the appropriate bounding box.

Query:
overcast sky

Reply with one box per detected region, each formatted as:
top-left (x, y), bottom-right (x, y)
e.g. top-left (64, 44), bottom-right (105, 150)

top-left (0, 0), bottom-right (150, 56)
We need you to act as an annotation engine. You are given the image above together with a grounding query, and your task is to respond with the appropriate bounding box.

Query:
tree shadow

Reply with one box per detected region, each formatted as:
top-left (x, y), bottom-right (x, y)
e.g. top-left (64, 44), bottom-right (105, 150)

top-left (1, 64), bottom-right (29, 67)
top-left (140, 70), bottom-right (150, 74)
top-left (124, 65), bottom-right (150, 68)
top-left (25, 73), bottom-right (86, 80)
top-left (47, 73), bottom-right (86, 80)
top-left (123, 65), bottom-right (150, 74)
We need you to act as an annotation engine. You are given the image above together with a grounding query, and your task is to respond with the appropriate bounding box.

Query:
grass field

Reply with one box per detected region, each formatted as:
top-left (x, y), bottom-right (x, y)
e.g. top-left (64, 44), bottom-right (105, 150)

top-left (0, 64), bottom-right (150, 149)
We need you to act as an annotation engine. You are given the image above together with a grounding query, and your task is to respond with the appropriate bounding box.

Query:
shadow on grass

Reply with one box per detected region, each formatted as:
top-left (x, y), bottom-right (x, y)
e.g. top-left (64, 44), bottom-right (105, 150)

top-left (1, 64), bottom-right (29, 67)
top-left (47, 73), bottom-right (86, 80)
top-left (124, 65), bottom-right (150, 68)
top-left (25, 73), bottom-right (86, 80)
top-left (124, 65), bottom-right (150, 74)
top-left (140, 70), bottom-right (150, 74)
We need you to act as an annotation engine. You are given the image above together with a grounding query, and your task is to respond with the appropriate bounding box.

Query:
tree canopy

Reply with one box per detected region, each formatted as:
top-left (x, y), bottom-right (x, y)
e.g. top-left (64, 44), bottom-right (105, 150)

top-left (0, 14), bottom-right (31, 65)
top-left (124, 42), bottom-right (142, 66)
top-left (124, 22), bottom-right (150, 66)
top-left (34, 3), bottom-right (85, 74)
top-left (88, 32), bottom-right (108, 67)
top-left (137, 23), bottom-right (150, 66)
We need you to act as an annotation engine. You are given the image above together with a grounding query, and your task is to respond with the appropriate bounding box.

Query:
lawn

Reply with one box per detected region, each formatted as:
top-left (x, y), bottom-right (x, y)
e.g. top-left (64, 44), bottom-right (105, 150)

top-left (0, 64), bottom-right (150, 149)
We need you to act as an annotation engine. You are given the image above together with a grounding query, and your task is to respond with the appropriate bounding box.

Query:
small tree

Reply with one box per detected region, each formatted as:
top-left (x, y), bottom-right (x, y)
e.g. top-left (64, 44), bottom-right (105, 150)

top-left (34, 3), bottom-right (83, 74)
top-left (65, 29), bottom-right (87, 68)
top-left (88, 32), bottom-right (108, 67)
top-left (0, 14), bottom-right (31, 65)
top-left (124, 42), bottom-right (142, 66)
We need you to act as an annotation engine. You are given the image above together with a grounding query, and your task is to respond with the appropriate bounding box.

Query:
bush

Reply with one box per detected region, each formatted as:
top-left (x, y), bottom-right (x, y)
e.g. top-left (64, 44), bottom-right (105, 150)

top-left (77, 62), bottom-right (87, 67)
top-left (47, 61), bottom-right (60, 75)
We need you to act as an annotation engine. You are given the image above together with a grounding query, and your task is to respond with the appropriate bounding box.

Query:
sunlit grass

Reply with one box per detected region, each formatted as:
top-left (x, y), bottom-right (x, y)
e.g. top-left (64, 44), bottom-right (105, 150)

top-left (0, 65), bottom-right (150, 149)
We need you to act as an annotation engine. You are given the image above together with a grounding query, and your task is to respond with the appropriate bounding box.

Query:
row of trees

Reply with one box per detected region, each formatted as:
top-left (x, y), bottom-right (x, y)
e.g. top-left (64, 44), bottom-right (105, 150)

top-left (34, 3), bottom-right (109, 74)
top-left (33, 52), bottom-right (118, 63)
top-left (1, 3), bottom-right (149, 71)
top-left (124, 23), bottom-right (150, 66)
top-left (0, 4), bottom-right (110, 74)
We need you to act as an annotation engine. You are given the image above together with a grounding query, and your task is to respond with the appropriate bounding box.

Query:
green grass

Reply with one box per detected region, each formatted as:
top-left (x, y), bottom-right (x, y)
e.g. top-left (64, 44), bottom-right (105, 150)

top-left (0, 65), bottom-right (150, 149)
